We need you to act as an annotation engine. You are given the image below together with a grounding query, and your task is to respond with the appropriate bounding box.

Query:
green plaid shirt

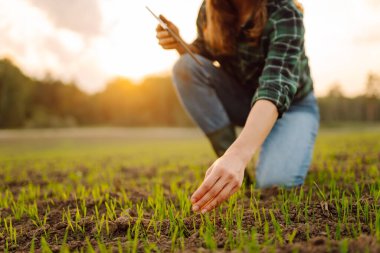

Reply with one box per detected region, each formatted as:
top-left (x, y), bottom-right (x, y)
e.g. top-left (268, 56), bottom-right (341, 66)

top-left (191, 0), bottom-right (313, 118)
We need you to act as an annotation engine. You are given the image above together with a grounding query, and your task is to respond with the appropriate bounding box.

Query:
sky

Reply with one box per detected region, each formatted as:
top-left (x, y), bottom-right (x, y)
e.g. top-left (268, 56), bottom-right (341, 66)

top-left (0, 0), bottom-right (379, 96)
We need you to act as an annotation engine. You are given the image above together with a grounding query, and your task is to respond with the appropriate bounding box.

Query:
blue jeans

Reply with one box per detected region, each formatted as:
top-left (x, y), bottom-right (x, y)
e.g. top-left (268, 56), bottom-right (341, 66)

top-left (172, 54), bottom-right (320, 188)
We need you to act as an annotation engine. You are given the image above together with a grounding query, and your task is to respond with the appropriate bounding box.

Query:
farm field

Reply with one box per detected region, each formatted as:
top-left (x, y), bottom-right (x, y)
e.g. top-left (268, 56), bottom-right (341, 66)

top-left (0, 127), bottom-right (379, 252)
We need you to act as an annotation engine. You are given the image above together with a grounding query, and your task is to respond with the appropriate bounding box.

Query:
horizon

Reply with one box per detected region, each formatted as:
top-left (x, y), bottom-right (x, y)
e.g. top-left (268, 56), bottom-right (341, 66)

top-left (0, 56), bottom-right (376, 99)
top-left (1, 0), bottom-right (379, 96)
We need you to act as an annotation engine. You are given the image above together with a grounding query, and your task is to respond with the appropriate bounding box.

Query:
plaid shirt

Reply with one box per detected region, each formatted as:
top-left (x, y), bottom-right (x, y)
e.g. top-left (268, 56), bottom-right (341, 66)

top-left (191, 0), bottom-right (313, 118)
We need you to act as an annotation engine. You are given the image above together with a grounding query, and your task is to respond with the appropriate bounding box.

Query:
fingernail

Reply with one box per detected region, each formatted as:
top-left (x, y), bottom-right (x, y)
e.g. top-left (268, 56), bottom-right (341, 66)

top-left (192, 205), bottom-right (199, 212)
top-left (201, 209), bottom-right (207, 214)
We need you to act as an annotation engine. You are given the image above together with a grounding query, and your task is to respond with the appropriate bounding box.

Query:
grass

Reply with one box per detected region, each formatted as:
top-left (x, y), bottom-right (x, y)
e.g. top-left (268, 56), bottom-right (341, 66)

top-left (0, 127), bottom-right (379, 252)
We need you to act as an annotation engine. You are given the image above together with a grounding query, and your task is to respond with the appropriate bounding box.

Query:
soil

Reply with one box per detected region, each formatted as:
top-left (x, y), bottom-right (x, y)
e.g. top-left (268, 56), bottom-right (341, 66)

top-left (1, 165), bottom-right (379, 253)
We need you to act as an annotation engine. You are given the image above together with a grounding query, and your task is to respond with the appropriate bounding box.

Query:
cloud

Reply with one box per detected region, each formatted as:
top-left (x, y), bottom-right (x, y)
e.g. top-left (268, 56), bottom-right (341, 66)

top-left (0, 0), bottom-right (106, 92)
top-left (0, 25), bottom-right (27, 57)
top-left (27, 0), bottom-right (103, 38)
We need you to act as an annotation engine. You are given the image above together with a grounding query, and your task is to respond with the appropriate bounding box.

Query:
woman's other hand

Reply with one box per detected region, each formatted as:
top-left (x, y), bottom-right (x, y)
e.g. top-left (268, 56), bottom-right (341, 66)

top-left (156, 15), bottom-right (186, 54)
top-left (190, 153), bottom-right (246, 214)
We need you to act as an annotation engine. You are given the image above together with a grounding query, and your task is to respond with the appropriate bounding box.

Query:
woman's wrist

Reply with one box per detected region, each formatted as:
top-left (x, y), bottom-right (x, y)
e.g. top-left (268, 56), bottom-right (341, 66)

top-left (177, 44), bottom-right (199, 56)
top-left (224, 142), bottom-right (255, 167)
top-left (176, 45), bottom-right (186, 55)
top-left (224, 101), bottom-right (278, 166)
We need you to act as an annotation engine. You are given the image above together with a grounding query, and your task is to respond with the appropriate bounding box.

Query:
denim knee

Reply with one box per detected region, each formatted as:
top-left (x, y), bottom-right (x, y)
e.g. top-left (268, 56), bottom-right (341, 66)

top-left (254, 93), bottom-right (319, 189)
top-left (256, 169), bottom-right (304, 189)
top-left (172, 54), bottom-right (200, 87)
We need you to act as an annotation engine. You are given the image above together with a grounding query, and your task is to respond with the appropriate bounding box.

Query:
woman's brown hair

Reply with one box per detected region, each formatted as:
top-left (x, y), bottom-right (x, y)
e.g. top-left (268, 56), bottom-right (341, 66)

top-left (203, 0), bottom-right (303, 56)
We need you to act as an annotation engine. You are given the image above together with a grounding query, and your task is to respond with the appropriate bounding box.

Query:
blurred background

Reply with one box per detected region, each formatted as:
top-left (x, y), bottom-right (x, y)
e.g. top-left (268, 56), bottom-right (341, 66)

top-left (0, 0), bottom-right (379, 129)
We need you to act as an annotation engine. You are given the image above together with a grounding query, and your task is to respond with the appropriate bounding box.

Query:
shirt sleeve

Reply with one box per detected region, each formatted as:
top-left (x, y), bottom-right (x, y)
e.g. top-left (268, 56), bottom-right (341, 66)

top-left (251, 5), bottom-right (305, 118)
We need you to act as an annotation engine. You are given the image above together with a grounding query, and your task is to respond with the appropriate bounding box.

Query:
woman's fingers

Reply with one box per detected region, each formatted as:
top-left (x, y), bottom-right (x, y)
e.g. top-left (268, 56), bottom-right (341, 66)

top-left (158, 37), bottom-right (176, 45)
top-left (156, 31), bottom-right (171, 39)
top-left (159, 15), bottom-right (171, 25)
top-left (162, 44), bottom-right (178, 49)
top-left (192, 177), bottom-right (227, 212)
top-left (158, 15), bottom-right (179, 35)
top-left (205, 166), bottom-right (214, 178)
top-left (155, 15), bottom-right (180, 51)
top-left (201, 184), bottom-right (238, 213)
top-left (191, 169), bottom-right (220, 205)
top-left (190, 153), bottom-right (247, 214)
top-left (156, 31), bottom-right (178, 49)
top-left (156, 24), bottom-right (164, 32)
top-left (158, 15), bottom-right (176, 31)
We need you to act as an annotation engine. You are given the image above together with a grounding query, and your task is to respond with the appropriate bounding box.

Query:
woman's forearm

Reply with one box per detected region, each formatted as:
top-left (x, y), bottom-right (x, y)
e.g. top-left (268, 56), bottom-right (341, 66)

top-left (224, 99), bottom-right (279, 164)
top-left (190, 100), bottom-right (279, 213)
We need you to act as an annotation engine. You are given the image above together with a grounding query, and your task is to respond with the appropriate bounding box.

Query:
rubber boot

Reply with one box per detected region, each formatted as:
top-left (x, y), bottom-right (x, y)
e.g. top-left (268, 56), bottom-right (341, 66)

top-left (206, 124), bottom-right (253, 186)
top-left (206, 124), bottom-right (236, 157)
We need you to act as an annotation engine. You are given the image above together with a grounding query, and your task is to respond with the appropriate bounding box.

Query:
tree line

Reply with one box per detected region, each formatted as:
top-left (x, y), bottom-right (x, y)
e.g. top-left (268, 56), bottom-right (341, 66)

top-left (0, 58), bottom-right (379, 129)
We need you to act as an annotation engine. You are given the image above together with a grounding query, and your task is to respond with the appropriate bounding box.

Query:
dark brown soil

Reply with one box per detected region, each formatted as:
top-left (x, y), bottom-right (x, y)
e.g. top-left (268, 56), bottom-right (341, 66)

top-left (1, 164), bottom-right (379, 253)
